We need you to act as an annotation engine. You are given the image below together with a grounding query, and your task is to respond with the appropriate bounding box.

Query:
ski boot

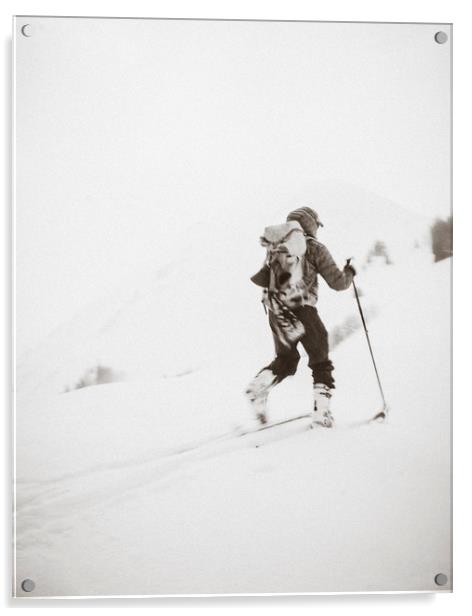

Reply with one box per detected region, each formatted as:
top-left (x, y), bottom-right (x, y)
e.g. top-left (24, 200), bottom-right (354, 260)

top-left (245, 369), bottom-right (277, 425)
top-left (311, 383), bottom-right (334, 428)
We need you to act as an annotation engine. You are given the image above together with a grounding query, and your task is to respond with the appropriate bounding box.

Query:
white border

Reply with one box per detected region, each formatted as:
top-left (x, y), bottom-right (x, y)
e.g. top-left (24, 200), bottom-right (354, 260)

top-left (3, 1), bottom-right (471, 613)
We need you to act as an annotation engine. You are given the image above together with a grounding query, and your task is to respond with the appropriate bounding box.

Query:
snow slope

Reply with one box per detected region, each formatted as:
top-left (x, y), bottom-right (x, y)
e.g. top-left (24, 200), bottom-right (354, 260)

top-left (14, 252), bottom-right (451, 596)
top-left (16, 182), bottom-right (429, 399)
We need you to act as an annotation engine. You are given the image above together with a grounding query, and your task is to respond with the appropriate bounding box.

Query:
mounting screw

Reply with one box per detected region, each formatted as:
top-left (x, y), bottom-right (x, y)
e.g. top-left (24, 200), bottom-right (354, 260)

top-left (21, 24), bottom-right (32, 37)
top-left (434, 31), bottom-right (448, 44)
top-left (434, 573), bottom-right (448, 586)
top-left (21, 579), bottom-right (35, 592)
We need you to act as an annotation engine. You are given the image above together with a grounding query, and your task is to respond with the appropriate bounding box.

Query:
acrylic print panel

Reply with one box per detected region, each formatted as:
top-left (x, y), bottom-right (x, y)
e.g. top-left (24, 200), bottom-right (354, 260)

top-left (13, 17), bottom-right (452, 597)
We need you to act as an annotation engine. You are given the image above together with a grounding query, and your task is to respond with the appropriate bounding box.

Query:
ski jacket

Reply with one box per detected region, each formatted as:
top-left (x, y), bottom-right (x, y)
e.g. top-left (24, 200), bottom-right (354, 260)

top-left (250, 238), bottom-right (353, 307)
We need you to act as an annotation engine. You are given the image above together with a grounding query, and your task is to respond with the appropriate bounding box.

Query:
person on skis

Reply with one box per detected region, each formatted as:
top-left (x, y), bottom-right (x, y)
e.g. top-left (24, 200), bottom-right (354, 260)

top-left (246, 206), bottom-right (356, 428)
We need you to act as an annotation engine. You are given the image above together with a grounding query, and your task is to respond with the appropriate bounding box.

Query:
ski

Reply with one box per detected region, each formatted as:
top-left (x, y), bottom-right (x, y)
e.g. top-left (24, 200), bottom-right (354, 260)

top-left (237, 405), bottom-right (388, 439)
top-left (236, 413), bottom-right (312, 437)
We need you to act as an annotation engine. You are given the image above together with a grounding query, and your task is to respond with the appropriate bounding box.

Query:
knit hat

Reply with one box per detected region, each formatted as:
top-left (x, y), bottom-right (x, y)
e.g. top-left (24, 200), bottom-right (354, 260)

top-left (286, 207), bottom-right (323, 236)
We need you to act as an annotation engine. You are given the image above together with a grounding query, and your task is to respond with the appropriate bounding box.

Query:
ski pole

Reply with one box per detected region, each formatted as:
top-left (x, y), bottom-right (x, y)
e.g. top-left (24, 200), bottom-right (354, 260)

top-left (347, 259), bottom-right (388, 417)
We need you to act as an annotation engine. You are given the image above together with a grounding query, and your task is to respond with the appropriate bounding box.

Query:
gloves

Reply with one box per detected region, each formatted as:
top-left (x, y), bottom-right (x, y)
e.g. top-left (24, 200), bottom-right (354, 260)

top-left (344, 259), bottom-right (356, 277)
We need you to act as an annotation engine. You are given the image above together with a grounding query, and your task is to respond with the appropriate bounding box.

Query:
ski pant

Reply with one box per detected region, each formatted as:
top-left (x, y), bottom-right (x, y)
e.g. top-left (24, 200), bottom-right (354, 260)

top-left (265, 305), bottom-right (335, 388)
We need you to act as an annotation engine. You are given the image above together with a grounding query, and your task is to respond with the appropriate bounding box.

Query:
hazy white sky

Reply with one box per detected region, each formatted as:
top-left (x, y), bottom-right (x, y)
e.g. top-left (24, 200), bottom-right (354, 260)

top-left (15, 18), bottom-right (451, 353)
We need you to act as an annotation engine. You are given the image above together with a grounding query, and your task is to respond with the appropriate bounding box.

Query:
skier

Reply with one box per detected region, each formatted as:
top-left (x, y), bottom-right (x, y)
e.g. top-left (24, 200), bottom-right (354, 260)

top-left (246, 207), bottom-right (356, 428)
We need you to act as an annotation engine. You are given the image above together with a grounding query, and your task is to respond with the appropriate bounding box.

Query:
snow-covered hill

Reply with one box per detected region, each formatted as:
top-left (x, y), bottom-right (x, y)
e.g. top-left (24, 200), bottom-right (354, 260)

top-left (16, 182), bottom-right (431, 400)
top-left (14, 248), bottom-right (451, 596)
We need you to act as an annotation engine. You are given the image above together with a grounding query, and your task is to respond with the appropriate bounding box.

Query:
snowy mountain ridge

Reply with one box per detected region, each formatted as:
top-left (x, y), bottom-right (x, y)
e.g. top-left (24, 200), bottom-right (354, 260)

top-left (16, 183), bottom-right (431, 399)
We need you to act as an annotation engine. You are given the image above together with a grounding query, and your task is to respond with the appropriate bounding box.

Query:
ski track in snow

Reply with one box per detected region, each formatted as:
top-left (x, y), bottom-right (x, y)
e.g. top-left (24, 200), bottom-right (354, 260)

top-left (15, 417), bottom-right (322, 546)
top-left (15, 400), bottom-right (389, 563)
top-left (15, 408), bottom-right (386, 541)
top-left (14, 251), bottom-right (451, 596)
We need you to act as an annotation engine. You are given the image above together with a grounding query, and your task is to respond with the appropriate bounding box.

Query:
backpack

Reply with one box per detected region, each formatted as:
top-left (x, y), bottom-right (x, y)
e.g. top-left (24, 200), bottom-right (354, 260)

top-left (259, 221), bottom-right (307, 258)
top-left (258, 221), bottom-right (308, 346)
top-left (260, 221), bottom-right (308, 301)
